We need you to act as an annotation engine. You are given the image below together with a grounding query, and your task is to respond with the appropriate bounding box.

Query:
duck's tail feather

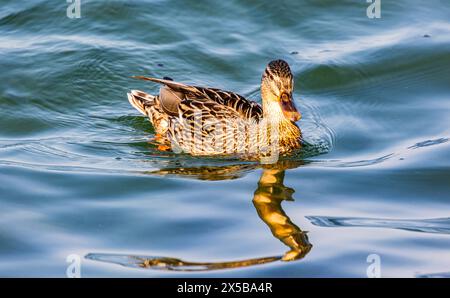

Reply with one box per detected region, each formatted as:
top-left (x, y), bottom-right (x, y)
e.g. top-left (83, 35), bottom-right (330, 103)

top-left (132, 76), bottom-right (185, 87)
top-left (127, 90), bottom-right (156, 116)
top-left (132, 76), bottom-right (199, 94)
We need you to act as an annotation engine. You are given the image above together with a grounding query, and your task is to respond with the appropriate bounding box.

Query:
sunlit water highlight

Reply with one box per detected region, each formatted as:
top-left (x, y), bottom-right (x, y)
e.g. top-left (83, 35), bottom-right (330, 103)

top-left (0, 0), bottom-right (449, 277)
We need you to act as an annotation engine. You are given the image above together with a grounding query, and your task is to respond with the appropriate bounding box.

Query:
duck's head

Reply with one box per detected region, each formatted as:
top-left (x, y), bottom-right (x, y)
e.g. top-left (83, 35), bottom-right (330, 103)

top-left (261, 60), bottom-right (301, 123)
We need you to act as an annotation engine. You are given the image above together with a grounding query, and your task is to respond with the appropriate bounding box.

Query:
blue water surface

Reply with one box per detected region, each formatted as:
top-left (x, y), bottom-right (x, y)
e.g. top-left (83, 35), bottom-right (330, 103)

top-left (0, 0), bottom-right (449, 277)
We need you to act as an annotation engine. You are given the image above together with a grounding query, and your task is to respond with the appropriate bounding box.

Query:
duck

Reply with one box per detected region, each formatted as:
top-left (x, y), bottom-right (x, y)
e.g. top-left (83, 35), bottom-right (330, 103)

top-left (127, 59), bottom-right (301, 161)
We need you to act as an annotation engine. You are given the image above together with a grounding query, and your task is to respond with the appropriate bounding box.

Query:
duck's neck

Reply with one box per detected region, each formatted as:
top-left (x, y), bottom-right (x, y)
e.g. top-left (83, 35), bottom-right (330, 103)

top-left (263, 101), bottom-right (285, 123)
top-left (263, 101), bottom-right (297, 129)
top-left (262, 101), bottom-right (301, 144)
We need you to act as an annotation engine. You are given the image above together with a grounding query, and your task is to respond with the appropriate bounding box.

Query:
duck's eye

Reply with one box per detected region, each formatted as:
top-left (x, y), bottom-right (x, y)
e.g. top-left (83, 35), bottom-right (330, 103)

top-left (281, 93), bottom-right (289, 102)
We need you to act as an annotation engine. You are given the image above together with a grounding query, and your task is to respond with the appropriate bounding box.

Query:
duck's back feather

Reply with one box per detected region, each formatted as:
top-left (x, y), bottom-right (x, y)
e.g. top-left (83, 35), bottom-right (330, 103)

top-left (132, 76), bottom-right (263, 121)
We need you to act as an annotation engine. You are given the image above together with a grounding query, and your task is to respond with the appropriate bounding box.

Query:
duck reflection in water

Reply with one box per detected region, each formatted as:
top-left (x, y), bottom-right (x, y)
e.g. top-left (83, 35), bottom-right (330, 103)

top-left (253, 165), bottom-right (312, 262)
top-left (86, 161), bottom-right (312, 271)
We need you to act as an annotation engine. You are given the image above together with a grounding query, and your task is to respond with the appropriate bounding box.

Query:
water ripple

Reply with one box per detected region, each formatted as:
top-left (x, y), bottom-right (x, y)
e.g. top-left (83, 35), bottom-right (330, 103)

top-left (307, 137), bottom-right (449, 168)
top-left (0, 135), bottom-right (448, 175)
top-left (416, 272), bottom-right (450, 278)
top-left (408, 138), bottom-right (448, 150)
top-left (306, 216), bottom-right (450, 235)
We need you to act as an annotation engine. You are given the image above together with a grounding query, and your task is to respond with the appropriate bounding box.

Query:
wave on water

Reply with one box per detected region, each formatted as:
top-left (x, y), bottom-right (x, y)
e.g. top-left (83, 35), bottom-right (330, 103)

top-left (416, 272), bottom-right (450, 278)
top-left (0, 135), bottom-right (448, 175)
top-left (306, 137), bottom-right (449, 168)
top-left (306, 216), bottom-right (450, 235)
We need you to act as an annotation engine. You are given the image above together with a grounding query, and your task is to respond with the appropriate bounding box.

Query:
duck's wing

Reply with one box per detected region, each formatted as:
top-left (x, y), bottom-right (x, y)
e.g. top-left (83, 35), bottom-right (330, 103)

top-left (133, 76), bottom-right (263, 121)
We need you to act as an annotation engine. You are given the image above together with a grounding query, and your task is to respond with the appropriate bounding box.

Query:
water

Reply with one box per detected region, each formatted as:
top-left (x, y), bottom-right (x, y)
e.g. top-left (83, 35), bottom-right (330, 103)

top-left (0, 0), bottom-right (449, 277)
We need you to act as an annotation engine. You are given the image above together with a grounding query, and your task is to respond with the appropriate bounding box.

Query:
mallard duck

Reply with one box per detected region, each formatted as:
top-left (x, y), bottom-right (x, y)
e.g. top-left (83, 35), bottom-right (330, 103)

top-left (127, 59), bottom-right (301, 160)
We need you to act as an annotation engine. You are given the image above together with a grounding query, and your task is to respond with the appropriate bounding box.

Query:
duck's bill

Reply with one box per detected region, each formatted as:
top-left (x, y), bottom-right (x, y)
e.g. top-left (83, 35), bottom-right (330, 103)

top-left (280, 99), bottom-right (301, 122)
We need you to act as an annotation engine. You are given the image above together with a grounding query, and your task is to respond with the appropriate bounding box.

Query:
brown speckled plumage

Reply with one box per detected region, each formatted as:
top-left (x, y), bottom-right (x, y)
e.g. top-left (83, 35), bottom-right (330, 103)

top-left (127, 60), bottom-right (301, 160)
